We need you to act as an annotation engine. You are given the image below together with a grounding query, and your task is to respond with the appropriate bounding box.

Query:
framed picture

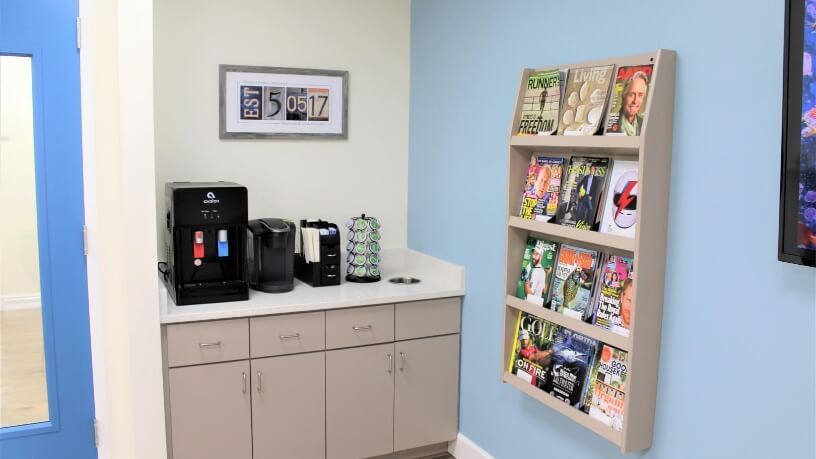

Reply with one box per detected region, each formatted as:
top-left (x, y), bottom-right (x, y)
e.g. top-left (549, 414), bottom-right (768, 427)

top-left (780, 0), bottom-right (816, 267)
top-left (219, 65), bottom-right (348, 139)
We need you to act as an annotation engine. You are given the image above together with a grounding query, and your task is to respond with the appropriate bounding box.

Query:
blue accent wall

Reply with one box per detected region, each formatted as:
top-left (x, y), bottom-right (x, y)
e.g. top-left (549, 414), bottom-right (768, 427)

top-left (408, 1), bottom-right (816, 457)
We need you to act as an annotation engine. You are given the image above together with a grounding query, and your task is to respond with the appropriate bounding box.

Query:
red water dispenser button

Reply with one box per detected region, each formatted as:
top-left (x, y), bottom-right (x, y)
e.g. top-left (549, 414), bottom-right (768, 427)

top-left (193, 230), bottom-right (205, 259)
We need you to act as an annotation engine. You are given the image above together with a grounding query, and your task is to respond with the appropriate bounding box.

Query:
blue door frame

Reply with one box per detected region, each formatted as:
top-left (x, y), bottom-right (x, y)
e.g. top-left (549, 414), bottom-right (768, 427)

top-left (0, 0), bottom-right (96, 457)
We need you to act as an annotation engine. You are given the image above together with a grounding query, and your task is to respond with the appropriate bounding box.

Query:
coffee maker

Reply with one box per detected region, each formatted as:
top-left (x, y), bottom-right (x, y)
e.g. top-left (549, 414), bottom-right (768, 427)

top-left (164, 182), bottom-right (249, 305)
top-left (246, 218), bottom-right (295, 293)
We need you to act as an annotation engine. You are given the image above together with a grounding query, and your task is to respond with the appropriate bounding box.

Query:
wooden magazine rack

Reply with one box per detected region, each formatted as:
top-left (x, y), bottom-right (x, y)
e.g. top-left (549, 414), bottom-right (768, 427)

top-left (501, 49), bottom-right (676, 453)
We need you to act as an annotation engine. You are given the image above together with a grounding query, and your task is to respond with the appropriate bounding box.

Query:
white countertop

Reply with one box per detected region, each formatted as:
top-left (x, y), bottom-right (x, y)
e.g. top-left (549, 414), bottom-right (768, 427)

top-left (159, 248), bottom-right (465, 324)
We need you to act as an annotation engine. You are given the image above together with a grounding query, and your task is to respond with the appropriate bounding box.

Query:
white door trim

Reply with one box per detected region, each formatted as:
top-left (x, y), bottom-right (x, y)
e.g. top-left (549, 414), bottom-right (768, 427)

top-left (78, 1), bottom-right (111, 457)
top-left (79, 1), bottom-right (166, 458)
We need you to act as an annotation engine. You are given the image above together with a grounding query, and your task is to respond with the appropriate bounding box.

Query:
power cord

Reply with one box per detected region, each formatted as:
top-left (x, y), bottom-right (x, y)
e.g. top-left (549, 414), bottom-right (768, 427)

top-left (157, 261), bottom-right (169, 282)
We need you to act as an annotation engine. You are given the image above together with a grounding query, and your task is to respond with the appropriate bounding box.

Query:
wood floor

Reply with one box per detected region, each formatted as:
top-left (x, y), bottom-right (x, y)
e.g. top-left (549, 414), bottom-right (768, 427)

top-left (0, 308), bottom-right (49, 428)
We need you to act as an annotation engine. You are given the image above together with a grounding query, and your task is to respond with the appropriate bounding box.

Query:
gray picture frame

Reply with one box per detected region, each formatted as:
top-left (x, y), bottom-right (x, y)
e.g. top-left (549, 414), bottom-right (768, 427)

top-left (219, 64), bottom-right (349, 139)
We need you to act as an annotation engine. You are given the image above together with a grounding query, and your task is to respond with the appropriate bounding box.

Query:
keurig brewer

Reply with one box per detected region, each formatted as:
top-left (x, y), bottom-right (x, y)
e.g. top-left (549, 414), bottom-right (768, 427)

top-left (163, 182), bottom-right (249, 305)
top-left (246, 218), bottom-right (296, 293)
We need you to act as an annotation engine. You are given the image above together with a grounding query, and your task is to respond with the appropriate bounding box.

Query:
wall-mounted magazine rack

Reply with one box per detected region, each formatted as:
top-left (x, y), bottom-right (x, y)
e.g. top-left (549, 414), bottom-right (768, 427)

top-left (501, 49), bottom-right (676, 453)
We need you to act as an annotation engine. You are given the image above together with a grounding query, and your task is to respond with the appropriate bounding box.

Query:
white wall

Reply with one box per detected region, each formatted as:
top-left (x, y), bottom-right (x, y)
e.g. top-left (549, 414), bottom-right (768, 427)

top-left (0, 56), bottom-right (41, 299)
top-left (80, 2), bottom-right (411, 457)
top-left (154, 0), bottom-right (411, 252)
top-left (81, 0), bottom-right (166, 457)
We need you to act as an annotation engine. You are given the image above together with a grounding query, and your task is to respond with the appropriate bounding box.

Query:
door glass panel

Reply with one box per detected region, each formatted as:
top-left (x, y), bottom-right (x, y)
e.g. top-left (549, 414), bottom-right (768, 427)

top-left (0, 55), bottom-right (49, 428)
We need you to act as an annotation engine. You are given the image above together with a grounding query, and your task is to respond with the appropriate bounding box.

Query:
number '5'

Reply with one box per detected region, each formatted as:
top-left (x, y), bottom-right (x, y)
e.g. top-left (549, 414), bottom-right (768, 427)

top-left (267, 90), bottom-right (282, 117)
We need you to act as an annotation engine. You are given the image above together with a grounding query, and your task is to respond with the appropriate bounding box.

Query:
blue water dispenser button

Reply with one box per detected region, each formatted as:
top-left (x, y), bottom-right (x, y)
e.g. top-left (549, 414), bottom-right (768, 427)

top-left (217, 229), bottom-right (229, 257)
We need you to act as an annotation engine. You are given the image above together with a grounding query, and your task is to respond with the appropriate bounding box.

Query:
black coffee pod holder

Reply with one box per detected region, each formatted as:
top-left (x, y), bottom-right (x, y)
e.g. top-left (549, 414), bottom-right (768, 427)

top-left (295, 219), bottom-right (341, 287)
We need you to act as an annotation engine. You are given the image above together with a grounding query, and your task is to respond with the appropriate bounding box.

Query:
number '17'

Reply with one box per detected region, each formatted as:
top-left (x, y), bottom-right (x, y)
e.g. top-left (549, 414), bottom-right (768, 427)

top-left (309, 95), bottom-right (328, 117)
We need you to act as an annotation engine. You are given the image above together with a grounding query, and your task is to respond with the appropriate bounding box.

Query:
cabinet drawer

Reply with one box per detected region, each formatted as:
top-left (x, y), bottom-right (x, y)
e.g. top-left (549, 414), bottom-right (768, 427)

top-left (166, 319), bottom-right (249, 367)
top-left (395, 297), bottom-right (461, 340)
top-left (250, 312), bottom-right (325, 358)
top-left (326, 304), bottom-right (394, 349)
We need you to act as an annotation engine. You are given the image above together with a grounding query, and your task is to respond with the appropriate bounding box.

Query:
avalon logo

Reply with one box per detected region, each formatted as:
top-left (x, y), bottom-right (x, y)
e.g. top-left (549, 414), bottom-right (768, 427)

top-left (203, 191), bottom-right (220, 204)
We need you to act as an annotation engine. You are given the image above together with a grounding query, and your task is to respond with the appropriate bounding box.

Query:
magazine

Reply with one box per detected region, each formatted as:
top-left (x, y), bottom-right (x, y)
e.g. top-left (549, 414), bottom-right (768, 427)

top-left (593, 255), bottom-right (634, 337)
top-left (507, 311), bottom-right (559, 390)
top-left (519, 156), bottom-right (565, 222)
top-left (517, 70), bottom-right (562, 136)
top-left (605, 64), bottom-right (654, 136)
top-left (557, 65), bottom-right (615, 136)
top-left (550, 244), bottom-right (601, 321)
top-left (558, 68), bottom-right (569, 104)
top-left (547, 327), bottom-right (598, 409)
top-left (599, 160), bottom-right (639, 238)
top-left (516, 237), bottom-right (559, 306)
top-left (558, 157), bottom-right (610, 230)
top-left (584, 344), bottom-right (628, 431)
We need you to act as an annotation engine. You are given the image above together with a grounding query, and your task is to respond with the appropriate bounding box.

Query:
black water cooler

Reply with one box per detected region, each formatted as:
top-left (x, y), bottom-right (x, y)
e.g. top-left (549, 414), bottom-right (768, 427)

top-left (163, 182), bottom-right (249, 305)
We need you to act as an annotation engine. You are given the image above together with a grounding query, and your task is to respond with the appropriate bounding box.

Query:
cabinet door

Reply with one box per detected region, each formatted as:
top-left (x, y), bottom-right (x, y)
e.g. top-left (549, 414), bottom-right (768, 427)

top-left (326, 343), bottom-right (394, 459)
top-left (168, 361), bottom-right (252, 459)
top-left (394, 335), bottom-right (460, 451)
top-left (251, 352), bottom-right (325, 459)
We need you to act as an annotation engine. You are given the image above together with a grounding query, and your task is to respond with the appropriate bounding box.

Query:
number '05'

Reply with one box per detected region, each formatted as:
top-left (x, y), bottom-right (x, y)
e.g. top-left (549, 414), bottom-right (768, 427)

top-left (287, 95), bottom-right (307, 112)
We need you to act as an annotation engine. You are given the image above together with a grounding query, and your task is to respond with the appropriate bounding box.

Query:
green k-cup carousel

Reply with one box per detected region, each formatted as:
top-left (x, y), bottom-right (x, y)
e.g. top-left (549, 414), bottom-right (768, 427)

top-left (345, 214), bottom-right (382, 283)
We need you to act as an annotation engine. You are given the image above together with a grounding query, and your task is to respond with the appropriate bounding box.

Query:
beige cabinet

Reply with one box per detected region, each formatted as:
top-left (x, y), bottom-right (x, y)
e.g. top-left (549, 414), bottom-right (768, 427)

top-left (395, 298), bottom-right (460, 340)
top-left (250, 312), bottom-right (325, 358)
top-left (326, 343), bottom-right (395, 459)
top-left (163, 299), bottom-right (462, 459)
top-left (166, 318), bottom-right (249, 367)
top-left (251, 352), bottom-right (325, 459)
top-left (168, 360), bottom-right (252, 459)
top-left (326, 304), bottom-right (395, 349)
top-left (394, 335), bottom-right (460, 451)
top-left (325, 334), bottom-right (461, 459)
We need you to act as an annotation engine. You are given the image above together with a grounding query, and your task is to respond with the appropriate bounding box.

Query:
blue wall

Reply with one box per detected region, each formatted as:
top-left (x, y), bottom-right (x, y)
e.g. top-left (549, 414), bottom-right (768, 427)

top-left (408, 1), bottom-right (816, 457)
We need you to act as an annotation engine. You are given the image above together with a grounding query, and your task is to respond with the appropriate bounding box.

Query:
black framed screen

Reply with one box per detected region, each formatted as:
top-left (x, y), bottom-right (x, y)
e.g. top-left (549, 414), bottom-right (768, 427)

top-left (780, 0), bottom-right (816, 267)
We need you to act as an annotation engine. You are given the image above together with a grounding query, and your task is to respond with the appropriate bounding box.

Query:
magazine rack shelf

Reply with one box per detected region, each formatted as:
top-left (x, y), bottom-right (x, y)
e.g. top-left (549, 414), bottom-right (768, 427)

top-left (505, 295), bottom-right (629, 351)
top-left (510, 134), bottom-right (640, 154)
top-left (501, 49), bottom-right (675, 453)
top-left (508, 216), bottom-right (636, 252)
top-left (502, 372), bottom-right (624, 444)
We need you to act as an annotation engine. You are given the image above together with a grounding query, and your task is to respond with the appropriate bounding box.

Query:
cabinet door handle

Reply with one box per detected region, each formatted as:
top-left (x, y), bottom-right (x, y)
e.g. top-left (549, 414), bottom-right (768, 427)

top-left (399, 352), bottom-right (406, 372)
top-left (387, 353), bottom-right (393, 374)
top-left (199, 341), bottom-right (222, 348)
top-left (242, 372), bottom-right (247, 394)
top-left (279, 333), bottom-right (301, 340)
top-left (256, 371), bottom-right (262, 393)
top-left (352, 325), bottom-right (372, 331)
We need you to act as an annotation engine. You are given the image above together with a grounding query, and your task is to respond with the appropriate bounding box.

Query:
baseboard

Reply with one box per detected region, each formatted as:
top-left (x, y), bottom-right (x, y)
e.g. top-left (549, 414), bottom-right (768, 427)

top-left (369, 442), bottom-right (448, 459)
top-left (448, 433), bottom-right (493, 459)
top-left (0, 293), bottom-right (41, 311)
